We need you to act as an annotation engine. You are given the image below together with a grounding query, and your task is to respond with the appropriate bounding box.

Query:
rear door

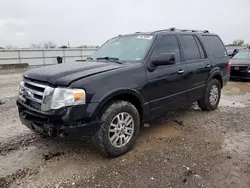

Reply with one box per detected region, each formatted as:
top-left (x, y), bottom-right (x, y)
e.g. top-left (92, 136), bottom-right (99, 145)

top-left (178, 34), bottom-right (211, 100)
top-left (146, 34), bottom-right (188, 117)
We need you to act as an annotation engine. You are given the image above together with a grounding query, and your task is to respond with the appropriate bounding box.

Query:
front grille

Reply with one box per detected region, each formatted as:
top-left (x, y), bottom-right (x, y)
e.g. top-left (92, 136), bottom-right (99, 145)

top-left (24, 82), bottom-right (45, 93)
top-left (28, 100), bottom-right (42, 110)
top-left (20, 79), bottom-right (49, 111)
top-left (230, 66), bottom-right (249, 72)
top-left (230, 71), bottom-right (243, 77)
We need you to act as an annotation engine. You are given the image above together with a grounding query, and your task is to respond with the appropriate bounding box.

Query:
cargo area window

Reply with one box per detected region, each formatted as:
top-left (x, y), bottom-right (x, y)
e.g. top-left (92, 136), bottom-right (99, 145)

top-left (202, 35), bottom-right (227, 59)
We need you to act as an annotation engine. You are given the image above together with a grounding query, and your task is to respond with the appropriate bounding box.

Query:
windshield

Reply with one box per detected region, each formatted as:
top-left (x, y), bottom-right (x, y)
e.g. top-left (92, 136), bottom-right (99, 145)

top-left (232, 51), bottom-right (250, 60)
top-left (91, 35), bottom-right (154, 61)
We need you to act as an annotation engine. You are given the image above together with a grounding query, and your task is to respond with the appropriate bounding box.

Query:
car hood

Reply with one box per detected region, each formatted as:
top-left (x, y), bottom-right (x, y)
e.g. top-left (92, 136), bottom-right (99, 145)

top-left (23, 61), bottom-right (125, 86)
top-left (230, 59), bottom-right (250, 66)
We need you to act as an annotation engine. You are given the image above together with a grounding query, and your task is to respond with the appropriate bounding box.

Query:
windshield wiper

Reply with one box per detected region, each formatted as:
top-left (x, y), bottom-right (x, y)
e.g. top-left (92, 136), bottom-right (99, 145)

top-left (96, 57), bottom-right (123, 64)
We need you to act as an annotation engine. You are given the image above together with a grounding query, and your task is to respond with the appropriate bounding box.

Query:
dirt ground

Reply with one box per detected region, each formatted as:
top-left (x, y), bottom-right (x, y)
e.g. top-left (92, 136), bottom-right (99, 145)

top-left (0, 70), bottom-right (249, 188)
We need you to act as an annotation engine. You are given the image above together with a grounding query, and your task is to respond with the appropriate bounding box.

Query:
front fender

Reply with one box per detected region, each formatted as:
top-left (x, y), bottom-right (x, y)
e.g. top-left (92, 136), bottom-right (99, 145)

top-left (90, 88), bottom-right (145, 117)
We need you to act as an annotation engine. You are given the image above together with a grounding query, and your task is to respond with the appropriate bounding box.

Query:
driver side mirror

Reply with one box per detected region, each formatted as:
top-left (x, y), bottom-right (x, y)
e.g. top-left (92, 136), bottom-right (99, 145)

top-left (151, 53), bottom-right (176, 66)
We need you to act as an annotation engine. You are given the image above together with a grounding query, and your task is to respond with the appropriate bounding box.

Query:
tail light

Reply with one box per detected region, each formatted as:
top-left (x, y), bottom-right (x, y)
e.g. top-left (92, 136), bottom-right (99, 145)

top-left (226, 60), bottom-right (231, 70)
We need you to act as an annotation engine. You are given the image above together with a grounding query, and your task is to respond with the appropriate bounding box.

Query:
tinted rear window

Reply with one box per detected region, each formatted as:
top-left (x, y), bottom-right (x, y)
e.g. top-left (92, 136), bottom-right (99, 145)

top-left (202, 35), bottom-right (226, 59)
top-left (194, 36), bottom-right (206, 59)
top-left (179, 35), bottom-right (201, 61)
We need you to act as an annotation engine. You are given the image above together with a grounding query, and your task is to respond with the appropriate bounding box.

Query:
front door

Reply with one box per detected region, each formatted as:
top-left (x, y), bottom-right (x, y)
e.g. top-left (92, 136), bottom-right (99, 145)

top-left (145, 34), bottom-right (188, 118)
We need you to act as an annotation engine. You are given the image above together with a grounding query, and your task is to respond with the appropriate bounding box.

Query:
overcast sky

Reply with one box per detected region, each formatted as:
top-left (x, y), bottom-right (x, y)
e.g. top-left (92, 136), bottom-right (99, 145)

top-left (0, 0), bottom-right (250, 47)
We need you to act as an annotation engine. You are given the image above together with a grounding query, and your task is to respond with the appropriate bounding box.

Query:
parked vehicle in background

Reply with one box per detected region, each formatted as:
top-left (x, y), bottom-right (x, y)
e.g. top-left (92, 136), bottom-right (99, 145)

top-left (226, 47), bottom-right (236, 58)
top-left (226, 46), bottom-right (247, 58)
top-left (230, 50), bottom-right (250, 80)
top-left (17, 28), bottom-right (230, 157)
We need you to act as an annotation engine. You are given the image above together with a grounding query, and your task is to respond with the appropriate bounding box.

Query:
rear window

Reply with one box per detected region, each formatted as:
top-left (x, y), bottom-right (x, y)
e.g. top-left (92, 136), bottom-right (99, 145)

top-left (202, 35), bottom-right (227, 59)
top-left (179, 35), bottom-right (201, 61)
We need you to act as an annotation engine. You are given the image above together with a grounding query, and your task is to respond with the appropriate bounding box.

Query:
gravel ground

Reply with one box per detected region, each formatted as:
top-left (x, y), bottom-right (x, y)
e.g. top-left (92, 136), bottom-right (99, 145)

top-left (0, 70), bottom-right (249, 188)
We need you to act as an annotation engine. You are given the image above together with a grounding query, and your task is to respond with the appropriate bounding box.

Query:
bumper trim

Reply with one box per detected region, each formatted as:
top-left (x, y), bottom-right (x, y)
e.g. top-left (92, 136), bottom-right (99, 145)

top-left (19, 112), bottom-right (101, 138)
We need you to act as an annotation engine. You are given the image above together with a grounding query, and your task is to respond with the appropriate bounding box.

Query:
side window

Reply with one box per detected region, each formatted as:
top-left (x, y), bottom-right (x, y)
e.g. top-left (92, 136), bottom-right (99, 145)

top-left (194, 36), bottom-right (206, 59)
top-left (179, 35), bottom-right (201, 61)
top-left (152, 35), bottom-right (180, 62)
top-left (202, 35), bottom-right (227, 59)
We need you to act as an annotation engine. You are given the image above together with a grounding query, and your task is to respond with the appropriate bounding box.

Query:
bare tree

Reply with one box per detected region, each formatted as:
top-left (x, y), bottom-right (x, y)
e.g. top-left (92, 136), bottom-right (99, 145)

top-left (30, 43), bottom-right (42, 48)
top-left (43, 41), bottom-right (57, 49)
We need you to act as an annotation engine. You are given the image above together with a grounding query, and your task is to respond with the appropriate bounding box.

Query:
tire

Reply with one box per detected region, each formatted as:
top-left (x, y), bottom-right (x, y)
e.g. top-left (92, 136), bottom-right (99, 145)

top-left (91, 101), bottom-right (140, 157)
top-left (198, 79), bottom-right (221, 111)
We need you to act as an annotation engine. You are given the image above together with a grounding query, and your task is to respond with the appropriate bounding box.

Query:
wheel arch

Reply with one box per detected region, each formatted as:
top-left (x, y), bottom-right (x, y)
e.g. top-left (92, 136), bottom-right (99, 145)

top-left (91, 89), bottom-right (144, 121)
top-left (207, 71), bottom-right (223, 88)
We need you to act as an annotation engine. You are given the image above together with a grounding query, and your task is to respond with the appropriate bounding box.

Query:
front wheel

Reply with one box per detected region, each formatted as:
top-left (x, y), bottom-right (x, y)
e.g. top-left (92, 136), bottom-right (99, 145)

top-left (198, 79), bottom-right (221, 111)
top-left (91, 101), bottom-right (140, 157)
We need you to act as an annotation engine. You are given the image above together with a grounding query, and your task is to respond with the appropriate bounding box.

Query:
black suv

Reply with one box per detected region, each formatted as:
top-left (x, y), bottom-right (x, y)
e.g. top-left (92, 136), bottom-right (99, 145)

top-left (17, 28), bottom-right (230, 157)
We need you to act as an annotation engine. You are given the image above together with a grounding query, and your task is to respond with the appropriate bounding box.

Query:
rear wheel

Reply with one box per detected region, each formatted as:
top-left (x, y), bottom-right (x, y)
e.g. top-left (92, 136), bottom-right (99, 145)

top-left (198, 79), bottom-right (221, 111)
top-left (91, 101), bottom-right (140, 157)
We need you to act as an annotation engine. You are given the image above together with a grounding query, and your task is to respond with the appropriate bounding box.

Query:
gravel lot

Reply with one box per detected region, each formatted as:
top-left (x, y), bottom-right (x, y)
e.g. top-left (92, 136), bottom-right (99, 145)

top-left (0, 70), bottom-right (250, 188)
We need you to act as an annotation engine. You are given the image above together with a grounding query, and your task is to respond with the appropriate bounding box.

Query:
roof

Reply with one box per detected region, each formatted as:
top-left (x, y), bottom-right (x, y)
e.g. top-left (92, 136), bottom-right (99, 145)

top-left (119, 28), bottom-right (216, 37)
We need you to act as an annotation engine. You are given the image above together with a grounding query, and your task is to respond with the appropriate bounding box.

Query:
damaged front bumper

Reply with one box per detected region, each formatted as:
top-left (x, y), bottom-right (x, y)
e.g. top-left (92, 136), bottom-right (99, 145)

top-left (17, 100), bottom-right (101, 138)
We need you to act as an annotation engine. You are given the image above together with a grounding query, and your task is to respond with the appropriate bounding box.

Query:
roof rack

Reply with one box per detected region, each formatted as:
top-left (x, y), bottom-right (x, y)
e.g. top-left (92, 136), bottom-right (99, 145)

top-left (173, 28), bottom-right (209, 33)
top-left (152, 27), bottom-right (209, 34)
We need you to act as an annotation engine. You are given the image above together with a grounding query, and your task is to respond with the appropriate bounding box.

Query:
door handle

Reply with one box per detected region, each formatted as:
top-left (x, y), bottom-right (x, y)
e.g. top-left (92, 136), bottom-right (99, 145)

top-left (206, 64), bottom-right (211, 68)
top-left (178, 69), bottom-right (184, 74)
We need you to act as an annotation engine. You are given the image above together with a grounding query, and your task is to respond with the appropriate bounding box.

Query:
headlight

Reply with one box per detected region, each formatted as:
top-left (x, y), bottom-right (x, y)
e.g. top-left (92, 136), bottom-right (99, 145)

top-left (50, 88), bottom-right (86, 110)
top-left (248, 69), bottom-right (250, 73)
top-left (19, 80), bottom-right (24, 93)
top-left (18, 80), bottom-right (26, 103)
